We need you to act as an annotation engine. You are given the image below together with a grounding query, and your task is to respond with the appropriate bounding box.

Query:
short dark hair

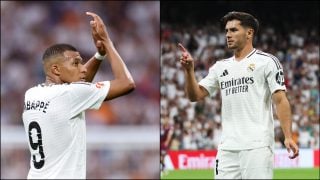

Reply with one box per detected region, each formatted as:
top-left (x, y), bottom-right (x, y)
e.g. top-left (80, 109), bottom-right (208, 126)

top-left (221, 11), bottom-right (259, 36)
top-left (42, 43), bottom-right (77, 61)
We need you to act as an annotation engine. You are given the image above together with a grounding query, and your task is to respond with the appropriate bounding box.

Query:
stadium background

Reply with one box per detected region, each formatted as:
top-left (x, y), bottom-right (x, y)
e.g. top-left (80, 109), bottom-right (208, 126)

top-left (160, 1), bottom-right (319, 179)
top-left (1, 1), bottom-right (160, 179)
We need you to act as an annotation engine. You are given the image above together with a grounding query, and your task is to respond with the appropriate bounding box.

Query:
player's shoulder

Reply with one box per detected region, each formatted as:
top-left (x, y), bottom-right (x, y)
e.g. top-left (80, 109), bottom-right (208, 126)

top-left (25, 82), bottom-right (91, 94)
top-left (69, 81), bottom-right (93, 87)
top-left (207, 57), bottom-right (232, 71)
top-left (212, 57), bottom-right (233, 67)
top-left (26, 81), bottom-right (108, 95)
top-left (24, 83), bottom-right (61, 99)
top-left (25, 83), bottom-right (51, 94)
top-left (254, 50), bottom-right (280, 61)
top-left (68, 81), bottom-right (110, 92)
top-left (60, 82), bottom-right (97, 94)
top-left (254, 49), bottom-right (282, 68)
top-left (69, 81), bottom-right (110, 88)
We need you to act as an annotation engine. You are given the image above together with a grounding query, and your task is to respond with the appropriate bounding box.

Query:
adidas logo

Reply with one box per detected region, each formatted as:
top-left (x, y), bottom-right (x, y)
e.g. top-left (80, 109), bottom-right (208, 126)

top-left (220, 69), bottom-right (228, 77)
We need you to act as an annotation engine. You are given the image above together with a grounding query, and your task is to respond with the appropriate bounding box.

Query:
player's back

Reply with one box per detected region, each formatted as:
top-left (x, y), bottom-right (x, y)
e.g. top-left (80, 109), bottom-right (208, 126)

top-left (22, 84), bottom-right (86, 179)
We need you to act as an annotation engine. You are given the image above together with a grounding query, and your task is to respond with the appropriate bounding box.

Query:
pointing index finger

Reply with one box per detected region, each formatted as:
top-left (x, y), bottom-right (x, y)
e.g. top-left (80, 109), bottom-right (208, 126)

top-left (178, 43), bottom-right (187, 52)
top-left (86, 12), bottom-right (101, 22)
top-left (86, 12), bottom-right (105, 26)
top-left (86, 12), bottom-right (97, 18)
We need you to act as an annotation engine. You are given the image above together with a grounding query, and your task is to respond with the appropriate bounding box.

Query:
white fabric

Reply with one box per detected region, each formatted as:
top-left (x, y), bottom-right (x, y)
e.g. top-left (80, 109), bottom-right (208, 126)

top-left (215, 146), bottom-right (273, 179)
top-left (22, 81), bottom-right (110, 179)
top-left (199, 49), bottom-right (286, 150)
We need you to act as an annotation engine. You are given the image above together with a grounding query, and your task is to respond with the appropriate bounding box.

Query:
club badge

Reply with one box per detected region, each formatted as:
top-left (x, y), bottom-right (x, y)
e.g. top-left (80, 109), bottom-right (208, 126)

top-left (247, 63), bottom-right (255, 72)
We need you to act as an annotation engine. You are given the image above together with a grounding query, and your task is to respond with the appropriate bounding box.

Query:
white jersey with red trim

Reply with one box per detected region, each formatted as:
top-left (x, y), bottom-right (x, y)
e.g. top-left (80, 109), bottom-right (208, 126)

top-left (199, 49), bottom-right (286, 150)
top-left (22, 81), bottom-right (110, 179)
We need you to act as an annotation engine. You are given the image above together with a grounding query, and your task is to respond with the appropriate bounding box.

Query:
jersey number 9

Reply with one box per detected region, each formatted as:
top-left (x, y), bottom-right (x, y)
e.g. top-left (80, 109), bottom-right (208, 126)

top-left (28, 121), bottom-right (45, 169)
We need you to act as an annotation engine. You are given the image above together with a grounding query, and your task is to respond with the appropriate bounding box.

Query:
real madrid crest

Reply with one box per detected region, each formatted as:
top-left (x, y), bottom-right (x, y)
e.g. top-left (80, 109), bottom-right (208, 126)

top-left (247, 63), bottom-right (255, 72)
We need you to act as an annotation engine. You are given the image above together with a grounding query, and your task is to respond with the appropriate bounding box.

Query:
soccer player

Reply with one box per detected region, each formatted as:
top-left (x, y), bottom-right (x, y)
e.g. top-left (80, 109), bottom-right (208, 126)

top-left (178, 11), bottom-right (299, 179)
top-left (22, 12), bottom-right (135, 179)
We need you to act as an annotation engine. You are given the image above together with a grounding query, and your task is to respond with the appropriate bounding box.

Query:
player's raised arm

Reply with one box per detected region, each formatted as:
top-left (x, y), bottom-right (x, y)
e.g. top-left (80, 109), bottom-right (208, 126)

top-left (86, 12), bottom-right (135, 100)
top-left (178, 43), bottom-right (208, 101)
top-left (83, 11), bottom-right (106, 82)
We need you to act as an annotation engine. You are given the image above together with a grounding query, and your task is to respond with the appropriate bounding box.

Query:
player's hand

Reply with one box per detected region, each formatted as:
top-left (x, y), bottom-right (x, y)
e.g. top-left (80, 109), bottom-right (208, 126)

top-left (86, 12), bottom-right (110, 56)
top-left (284, 138), bottom-right (299, 159)
top-left (178, 43), bottom-right (194, 71)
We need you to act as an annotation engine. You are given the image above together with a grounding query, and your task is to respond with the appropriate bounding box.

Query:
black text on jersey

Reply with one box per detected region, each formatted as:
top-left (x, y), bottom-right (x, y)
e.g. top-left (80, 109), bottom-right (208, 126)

top-left (24, 100), bottom-right (50, 113)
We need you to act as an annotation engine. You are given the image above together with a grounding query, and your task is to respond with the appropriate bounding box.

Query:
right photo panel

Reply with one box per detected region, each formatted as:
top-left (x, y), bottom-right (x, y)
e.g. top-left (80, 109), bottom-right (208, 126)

top-left (160, 1), bottom-right (319, 179)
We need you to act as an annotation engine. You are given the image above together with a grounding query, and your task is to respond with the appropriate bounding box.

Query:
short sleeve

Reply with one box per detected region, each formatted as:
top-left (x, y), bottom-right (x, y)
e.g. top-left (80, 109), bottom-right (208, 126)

top-left (265, 58), bottom-right (286, 94)
top-left (67, 81), bottom-right (110, 116)
top-left (198, 63), bottom-right (219, 97)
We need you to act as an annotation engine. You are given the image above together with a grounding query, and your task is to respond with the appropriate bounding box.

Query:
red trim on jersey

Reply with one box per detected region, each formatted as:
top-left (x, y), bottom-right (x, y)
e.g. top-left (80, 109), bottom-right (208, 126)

top-left (95, 82), bottom-right (104, 89)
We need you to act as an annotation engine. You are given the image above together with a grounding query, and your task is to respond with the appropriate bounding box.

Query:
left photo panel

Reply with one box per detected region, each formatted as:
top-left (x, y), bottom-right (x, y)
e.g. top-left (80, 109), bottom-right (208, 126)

top-left (1, 1), bottom-right (160, 179)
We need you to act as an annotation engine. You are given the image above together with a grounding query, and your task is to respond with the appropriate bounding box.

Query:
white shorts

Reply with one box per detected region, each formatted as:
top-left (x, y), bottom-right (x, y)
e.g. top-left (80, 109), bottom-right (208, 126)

top-left (215, 146), bottom-right (273, 179)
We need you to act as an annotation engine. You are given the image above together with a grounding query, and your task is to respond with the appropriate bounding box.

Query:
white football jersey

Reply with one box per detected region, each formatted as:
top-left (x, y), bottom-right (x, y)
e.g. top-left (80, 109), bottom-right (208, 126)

top-left (199, 49), bottom-right (286, 150)
top-left (22, 81), bottom-right (110, 179)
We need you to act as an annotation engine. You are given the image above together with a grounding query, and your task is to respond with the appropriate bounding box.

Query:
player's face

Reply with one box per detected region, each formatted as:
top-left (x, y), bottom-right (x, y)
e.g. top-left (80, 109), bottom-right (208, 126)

top-left (225, 20), bottom-right (249, 50)
top-left (59, 50), bottom-right (87, 83)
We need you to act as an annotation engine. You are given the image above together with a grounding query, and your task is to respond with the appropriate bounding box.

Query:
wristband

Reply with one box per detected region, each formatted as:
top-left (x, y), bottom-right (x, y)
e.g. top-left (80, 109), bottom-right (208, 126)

top-left (94, 52), bottom-right (106, 61)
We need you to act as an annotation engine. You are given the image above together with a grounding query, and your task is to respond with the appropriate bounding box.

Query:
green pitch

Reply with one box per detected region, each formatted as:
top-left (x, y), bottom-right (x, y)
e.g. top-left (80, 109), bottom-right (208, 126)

top-left (161, 168), bottom-right (320, 179)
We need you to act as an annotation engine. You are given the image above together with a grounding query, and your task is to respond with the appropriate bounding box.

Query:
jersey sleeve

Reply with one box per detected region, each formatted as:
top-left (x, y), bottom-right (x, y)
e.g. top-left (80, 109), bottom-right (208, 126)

top-left (265, 58), bottom-right (286, 94)
top-left (198, 63), bottom-right (219, 97)
top-left (67, 81), bottom-right (110, 116)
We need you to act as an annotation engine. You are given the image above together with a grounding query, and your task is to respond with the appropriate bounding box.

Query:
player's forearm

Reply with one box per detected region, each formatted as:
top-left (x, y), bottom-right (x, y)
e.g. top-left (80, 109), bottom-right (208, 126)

top-left (84, 57), bottom-right (102, 82)
top-left (276, 97), bottom-right (293, 139)
top-left (184, 69), bottom-right (202, 102)
top-left (105, 41), bottom-right (135, 87)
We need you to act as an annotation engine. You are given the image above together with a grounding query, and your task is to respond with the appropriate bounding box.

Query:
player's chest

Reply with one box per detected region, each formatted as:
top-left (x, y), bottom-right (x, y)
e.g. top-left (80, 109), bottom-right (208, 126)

top-left (217, 60), bottom-right (264, 82)
top-left (217, 60), bottom-right (266, 97)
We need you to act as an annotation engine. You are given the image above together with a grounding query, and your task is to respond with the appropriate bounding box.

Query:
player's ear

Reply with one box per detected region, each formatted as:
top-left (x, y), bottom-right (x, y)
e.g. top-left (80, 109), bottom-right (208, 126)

top-left (247, 28), bottom-right (254, 39)
top-left (51, 64), bottom-right (61, 76)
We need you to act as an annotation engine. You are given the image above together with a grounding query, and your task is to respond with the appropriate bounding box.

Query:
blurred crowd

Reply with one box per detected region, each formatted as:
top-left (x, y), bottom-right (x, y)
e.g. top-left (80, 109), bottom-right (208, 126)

top-left (1, 1), bottom-right (159, 179)
top-left (160, 21), bottom-right (319, 151)
top-left (1, 148), bottom-right (159, 179)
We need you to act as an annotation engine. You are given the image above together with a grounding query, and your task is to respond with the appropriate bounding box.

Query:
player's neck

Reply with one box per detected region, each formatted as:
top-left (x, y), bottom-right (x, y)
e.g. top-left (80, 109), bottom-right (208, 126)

top-left (44, 75), bottom-right (62, 85)
top-left (234, 43), bottom-right (254, 61)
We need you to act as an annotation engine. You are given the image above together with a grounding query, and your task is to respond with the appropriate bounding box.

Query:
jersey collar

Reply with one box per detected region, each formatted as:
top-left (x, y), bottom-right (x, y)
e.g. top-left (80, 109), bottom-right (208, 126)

top-left (232, 48), bottom-right (256, 61)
